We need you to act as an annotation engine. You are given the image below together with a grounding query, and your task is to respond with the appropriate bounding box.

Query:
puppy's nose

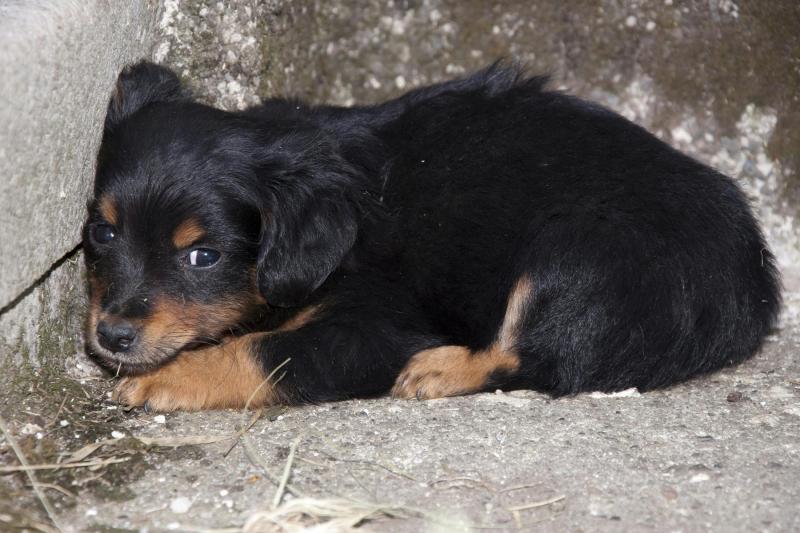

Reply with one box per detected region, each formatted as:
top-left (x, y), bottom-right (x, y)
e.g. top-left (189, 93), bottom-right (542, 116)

top-left (96, 319), bottom-right (139, 353)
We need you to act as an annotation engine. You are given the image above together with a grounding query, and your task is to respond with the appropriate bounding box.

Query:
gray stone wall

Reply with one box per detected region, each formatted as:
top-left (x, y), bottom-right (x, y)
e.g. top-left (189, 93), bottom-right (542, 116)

top-left (0, 0), bottom-right (159, 309)
top-left (0, 1), bottom-right (159, 373)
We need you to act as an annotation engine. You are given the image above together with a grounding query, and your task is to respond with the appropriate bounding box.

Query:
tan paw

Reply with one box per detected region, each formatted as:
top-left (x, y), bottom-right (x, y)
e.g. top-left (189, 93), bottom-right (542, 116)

top-left (391, 344), bottom-right (522, 400)
top-left (112, 375), bottom-right (200, 412)
top-left (111, 336), bottom-right (278, 412)
top-left (391, 346), bottom-right (476, 400)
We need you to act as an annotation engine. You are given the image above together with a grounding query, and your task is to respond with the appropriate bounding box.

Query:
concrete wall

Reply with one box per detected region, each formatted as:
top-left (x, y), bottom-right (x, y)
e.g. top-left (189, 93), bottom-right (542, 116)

top-left (1, 0), bottom-right (798, 379)
top-left (0, 1), bottom-right (158, 374)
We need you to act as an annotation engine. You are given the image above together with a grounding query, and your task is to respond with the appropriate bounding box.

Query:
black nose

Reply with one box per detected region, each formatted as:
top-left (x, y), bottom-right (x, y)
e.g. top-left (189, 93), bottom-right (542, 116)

top-left (96, 319), bottom-right (139, 353)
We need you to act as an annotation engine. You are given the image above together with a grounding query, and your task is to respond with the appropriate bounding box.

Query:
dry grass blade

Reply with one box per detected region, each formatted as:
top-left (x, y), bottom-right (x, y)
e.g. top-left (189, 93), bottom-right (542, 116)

top-left (431, 477), bottom-right (495, 492)
top-left (497, 483), bottom-right (543, 494)
top-left (224, 358), bottom-right (291, 458)
top-left (65, 441), bottom-right (106, 463)
top-left (0, 457), bottom-right (130, 473)
top-left (228, 357), bottom-right (309, 499)
top-left (245, 358), bottom-right (291, 413)
top-left (242, 497), bottom-right (419, 533)
top-left (506, 494), bottom-right (565, 512)
top-left (239, 497), bottom-right (509, 532)
top-left (223, 408), bottom-right (269, 457)
top-left (66, 433), bottom-right (241, 464)
top-left (46, 397), bottom-right (68, 429)
top-left (241, 432), bottom-right (306, 499)
top-left (272, 435), bottom-right (302, 509)
top-left (0, 415), bottom-right (64, 532)
top-left (136, 435), bottom-right (238, 447)
top-left (30, 483), bottom-right (77, 499)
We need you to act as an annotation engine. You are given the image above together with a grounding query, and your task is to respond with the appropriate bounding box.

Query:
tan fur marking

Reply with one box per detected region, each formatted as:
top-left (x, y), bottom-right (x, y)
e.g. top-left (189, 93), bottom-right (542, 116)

top-left (392, 275), bottom-right (533, 399)
top-left (112, 333), bottom-right (278, 411)
top-left (172, 218), bottom-right (206, 249)
top-left (144, 298), bottom-right (249, 341)
top-left (89, 296), bottom-right (259, 373)
top-left (277, 305), bottom-right (321, 332)
top-left (136, 298), bottom-right (249, 363)
top-left (498, 275), bottom-right (534, 350)
top-left (85, 274), bottom-right (107, 348)
top-left (98, 195), bottom-right (118, 226)
top-left (391, 345), bottom-right (520, 399)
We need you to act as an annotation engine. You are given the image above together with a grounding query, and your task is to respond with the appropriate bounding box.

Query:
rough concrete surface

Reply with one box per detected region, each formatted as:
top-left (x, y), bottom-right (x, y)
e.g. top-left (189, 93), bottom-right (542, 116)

top-left (2, 271), bottom-right (798, 532)
top-left (0, 251), bottom-right (94, 381)
top-left (1, 0), bottom-right (800, 532)
top-left (0, 0), bottom-right (158, 309)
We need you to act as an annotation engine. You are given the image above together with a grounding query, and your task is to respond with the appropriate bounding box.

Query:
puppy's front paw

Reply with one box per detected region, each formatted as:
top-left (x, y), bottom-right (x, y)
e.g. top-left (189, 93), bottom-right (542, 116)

top-left (112, 376), bottom-right (146, 407)
top-left (110, 335), bottom-right (278, 412)
top-left (113, 375), bottom-right (197, 412)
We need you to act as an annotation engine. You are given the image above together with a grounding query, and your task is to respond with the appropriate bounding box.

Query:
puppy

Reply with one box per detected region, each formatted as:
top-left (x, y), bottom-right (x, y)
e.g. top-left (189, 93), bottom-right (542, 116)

top-left (83, 61), bottom-right (780, 411)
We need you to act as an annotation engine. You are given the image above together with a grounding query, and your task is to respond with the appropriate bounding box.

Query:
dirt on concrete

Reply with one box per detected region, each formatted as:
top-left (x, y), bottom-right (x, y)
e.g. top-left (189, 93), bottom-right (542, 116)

top-left (1, 271), bottom-right (798, 532)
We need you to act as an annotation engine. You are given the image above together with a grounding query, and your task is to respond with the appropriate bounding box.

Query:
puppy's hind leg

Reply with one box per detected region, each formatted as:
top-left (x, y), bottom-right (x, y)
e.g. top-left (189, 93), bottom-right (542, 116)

top-left (392, 275), bottom-right (534, 399)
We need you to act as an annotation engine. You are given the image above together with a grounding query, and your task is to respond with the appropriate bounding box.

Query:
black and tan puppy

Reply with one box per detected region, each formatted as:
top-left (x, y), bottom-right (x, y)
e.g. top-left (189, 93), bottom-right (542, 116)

top-left (83, 61), bottom-right (780, 411)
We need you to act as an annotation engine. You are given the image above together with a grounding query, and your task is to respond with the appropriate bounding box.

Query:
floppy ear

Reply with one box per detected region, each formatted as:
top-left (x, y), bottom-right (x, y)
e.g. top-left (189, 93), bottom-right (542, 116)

top-left (105, 61), bottom-right (189, 130)
top-left (254, 145), bottom-right (361, 307)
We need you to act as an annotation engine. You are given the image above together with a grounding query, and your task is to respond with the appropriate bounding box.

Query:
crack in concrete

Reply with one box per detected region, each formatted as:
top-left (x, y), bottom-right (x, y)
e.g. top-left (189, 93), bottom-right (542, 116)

top-left (0, 243), bottom-right (83, 317)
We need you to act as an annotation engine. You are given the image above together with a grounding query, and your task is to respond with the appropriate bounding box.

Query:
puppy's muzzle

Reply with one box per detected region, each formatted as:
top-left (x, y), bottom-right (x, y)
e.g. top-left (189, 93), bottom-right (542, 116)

top-left (96, 318), bottom-right (140, 353)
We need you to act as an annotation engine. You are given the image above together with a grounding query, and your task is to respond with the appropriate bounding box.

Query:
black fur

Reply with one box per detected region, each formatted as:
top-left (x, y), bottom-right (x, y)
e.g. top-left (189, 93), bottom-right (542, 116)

top-left (84, 60), bottom-right (781, 402)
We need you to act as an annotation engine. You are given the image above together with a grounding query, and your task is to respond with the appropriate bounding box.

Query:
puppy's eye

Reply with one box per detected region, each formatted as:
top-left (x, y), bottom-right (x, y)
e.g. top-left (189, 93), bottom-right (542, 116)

top-left (185, 248), bottom-right (221, 268)
top-left (92, 224), bottom-right (116, 244)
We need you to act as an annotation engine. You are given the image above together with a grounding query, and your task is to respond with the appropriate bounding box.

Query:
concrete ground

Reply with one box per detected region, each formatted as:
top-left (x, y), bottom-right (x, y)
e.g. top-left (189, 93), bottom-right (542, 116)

top-left (2, 270), bottom-right (797, 532)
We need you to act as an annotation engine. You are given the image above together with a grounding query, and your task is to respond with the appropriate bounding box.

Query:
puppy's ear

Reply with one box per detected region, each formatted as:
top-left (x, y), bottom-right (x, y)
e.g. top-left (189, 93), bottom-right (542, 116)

top-left (105, 61), bottom-right (189, 130)
top-left (254, 148), bottom-right (361, 307)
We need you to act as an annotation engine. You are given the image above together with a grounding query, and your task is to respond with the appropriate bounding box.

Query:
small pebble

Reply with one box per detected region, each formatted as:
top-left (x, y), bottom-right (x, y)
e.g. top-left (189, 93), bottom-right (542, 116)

top-left (20, 423), bottom-right (43, 435)
top-left (170, 497), bottom-right (192, 514)
top-left (727, 391), bottom-right (745, 402)
top-left (111, 430), bottom-right (125, 439)
top-left (154, 414), bottom-right (167, 424)
top-left (625, 16), bottom-right (637, 27)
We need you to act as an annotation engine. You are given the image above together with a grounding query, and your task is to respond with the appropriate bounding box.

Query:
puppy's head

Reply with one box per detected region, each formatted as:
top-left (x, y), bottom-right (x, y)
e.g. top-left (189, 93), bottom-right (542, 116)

top-left (84, 61), bottom-right (361, 373)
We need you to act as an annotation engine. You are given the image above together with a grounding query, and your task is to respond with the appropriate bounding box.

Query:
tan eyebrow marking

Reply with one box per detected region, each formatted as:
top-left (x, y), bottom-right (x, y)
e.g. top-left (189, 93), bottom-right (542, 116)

top-left (172, 218), bottom-right (206, 249)
top-left (98, 195), bottom-right (118, 226)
